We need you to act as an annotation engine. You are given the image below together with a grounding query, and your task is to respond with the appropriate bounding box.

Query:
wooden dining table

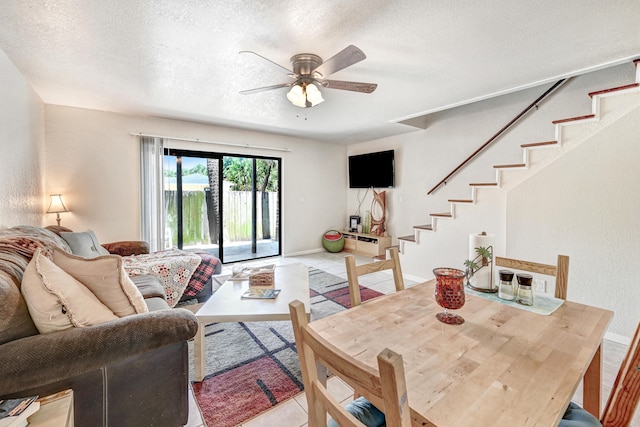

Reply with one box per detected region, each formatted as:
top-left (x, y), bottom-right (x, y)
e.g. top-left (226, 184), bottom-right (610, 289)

top-left (308, 279), bottom-right (613, 426)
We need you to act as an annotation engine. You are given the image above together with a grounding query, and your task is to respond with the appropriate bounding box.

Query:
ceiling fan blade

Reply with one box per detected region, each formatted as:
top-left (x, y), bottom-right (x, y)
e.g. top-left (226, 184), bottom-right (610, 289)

top-left (239, 51), bottom-right (294, 76)
top-left (312, 45), bottom-right (366, 78)
top-left (240, 83), bottom-right (293, 95)
top-left (320, 79), bottom-right (377, 93)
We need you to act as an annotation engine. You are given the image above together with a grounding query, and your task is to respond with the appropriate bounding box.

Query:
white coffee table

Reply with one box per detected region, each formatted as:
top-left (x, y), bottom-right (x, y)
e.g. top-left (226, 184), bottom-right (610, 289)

top-left (193, 263), bottom-right (310, 382)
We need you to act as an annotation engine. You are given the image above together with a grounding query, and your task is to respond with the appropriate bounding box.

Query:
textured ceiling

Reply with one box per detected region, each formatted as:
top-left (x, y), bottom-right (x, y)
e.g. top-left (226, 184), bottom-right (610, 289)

top-left (1, 1), bottom-right (639, 144)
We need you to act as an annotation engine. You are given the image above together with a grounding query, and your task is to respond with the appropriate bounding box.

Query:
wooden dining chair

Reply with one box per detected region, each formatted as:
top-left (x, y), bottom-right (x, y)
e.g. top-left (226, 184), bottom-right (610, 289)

top-left (560, 321), bottom-right (640, 427)
top-left (289, 300), bottom-right (411, 427)
top-left (601, 321), bottom-right (640, 426)
top-left (345, 246), bottom-right (404, 308)
top-left (495, 254), bottom-right (569, 299)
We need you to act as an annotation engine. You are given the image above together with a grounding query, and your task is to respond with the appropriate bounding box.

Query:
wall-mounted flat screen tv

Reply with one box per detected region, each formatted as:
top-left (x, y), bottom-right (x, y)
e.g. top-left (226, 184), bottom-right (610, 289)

top-left (348, 150), bottom-right (395, 188)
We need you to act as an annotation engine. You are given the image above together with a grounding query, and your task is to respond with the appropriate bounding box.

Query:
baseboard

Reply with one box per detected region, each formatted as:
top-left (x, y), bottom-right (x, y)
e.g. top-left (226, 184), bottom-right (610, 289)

top-left (377, 268), bottom-right (425, 284)
top-left (283, 248), bottom-right (325, 257)
top-left (403, 272), bottom-right (428, 283)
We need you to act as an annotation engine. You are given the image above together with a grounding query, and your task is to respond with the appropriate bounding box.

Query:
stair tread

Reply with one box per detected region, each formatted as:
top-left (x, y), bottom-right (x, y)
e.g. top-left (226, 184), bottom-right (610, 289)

top-left (430, 212), bottom-right (452, 217)
top-left (552, 114), bottom-right (596, 125)
top-left (448, 199), bottom-right (473, 203)
top-left (589, 83), bottom-right (639, 97)
top-left (398, 235), bottom-right (416, 242)
top-left (521, 140), bottom-right (558, 148)
top-left (493, 163), bottom-right (526, 169)
top-left (469, 182), bottom-right (498, 186)
top-left (413, 224), bottom-right (433, 230)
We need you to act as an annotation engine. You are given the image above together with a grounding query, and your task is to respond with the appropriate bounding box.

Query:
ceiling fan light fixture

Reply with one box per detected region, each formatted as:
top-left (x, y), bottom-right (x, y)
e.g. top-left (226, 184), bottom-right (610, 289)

top-left (286, 84), bottom-right (307, 108)
top-left (287, 82), bottom-right (324, 108)
top-left (306, 83), bottom-right (324, 106)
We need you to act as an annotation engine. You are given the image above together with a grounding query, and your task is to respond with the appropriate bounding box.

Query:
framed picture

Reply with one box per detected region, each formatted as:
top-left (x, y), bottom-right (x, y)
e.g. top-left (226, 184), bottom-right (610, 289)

top-left (349, 215), bottom-right (360, 232)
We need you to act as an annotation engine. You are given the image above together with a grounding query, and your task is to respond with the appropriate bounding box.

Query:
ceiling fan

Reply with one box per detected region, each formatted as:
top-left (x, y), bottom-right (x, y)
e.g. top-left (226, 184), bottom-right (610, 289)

top-left (239, 45), bottom-right (377, 108)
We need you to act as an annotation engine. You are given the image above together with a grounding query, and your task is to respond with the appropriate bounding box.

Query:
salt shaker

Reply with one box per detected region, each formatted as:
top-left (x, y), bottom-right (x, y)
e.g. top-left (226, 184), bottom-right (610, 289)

top-left (516, 273), bottom-right (534, 306)
top-left (498, 270), bottom-right (515, 301)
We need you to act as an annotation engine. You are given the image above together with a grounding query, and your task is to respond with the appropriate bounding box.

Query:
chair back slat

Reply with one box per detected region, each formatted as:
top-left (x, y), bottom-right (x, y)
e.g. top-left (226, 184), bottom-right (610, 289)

top-left (555, 255), bottom-right (570, 301)
top-left (345, 246), bottom-right (404, 307)
top-left (495, 254), bottom-right (569, 300)
top-left (378, 348), bottom-right (412, 426)
top-left (601, 322), bottom-right (640, 426)
top-left (301, 326), bottom-right (383, 399)
top-left (313, 383), bottom-right (367, 427)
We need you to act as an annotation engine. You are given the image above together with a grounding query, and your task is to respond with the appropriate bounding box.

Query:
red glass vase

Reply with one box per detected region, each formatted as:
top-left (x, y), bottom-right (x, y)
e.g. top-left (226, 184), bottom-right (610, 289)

top-left (433, 268), bottom-right (466, 325)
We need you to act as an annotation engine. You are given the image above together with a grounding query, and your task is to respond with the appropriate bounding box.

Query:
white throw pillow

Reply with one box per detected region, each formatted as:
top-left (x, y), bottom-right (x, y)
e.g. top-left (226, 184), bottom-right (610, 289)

top-left (21, 249), bottom-right (117, 334)
top-left (59, 230), bottom-right (110, 258)
top-left (51, 247), bottom-right (148, 316)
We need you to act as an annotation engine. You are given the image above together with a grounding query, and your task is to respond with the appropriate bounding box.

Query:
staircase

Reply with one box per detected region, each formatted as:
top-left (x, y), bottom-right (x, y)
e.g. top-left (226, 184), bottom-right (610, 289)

top-left (397, 59), bottom-right (640, 252)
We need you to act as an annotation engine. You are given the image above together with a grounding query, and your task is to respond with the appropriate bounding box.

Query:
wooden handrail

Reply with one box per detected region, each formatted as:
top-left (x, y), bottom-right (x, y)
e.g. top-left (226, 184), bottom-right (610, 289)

top-left (427, 78), bottom-right (568, 195)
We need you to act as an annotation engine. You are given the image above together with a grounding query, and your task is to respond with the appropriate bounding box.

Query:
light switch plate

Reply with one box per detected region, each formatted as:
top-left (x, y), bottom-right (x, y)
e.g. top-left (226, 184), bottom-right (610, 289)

top-left (534, 279), bottom-right (547, 293)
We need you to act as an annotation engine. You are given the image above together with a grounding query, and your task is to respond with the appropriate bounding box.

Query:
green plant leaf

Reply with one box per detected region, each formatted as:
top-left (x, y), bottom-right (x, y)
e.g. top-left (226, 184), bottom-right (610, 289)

top-left (475, 246), bottom-right (492, 260)
top-left (464, 259), bottom-right (479, 272)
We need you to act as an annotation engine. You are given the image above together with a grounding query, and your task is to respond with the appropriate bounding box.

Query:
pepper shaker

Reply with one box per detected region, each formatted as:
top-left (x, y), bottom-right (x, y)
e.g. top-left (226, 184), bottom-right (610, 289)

top-left (498, 270), bottom-right (515, 301)
top-left (516, 273), bottom-right (534, 306)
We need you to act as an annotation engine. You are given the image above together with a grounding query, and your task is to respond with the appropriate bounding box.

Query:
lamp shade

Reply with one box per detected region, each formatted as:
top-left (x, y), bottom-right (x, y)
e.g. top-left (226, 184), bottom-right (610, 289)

top-left (47, 194), bottom-right (68, 213)
top-left (305, 83), bottom-right (324, 106)
top-left (286, 84), bottom-right (307, 108)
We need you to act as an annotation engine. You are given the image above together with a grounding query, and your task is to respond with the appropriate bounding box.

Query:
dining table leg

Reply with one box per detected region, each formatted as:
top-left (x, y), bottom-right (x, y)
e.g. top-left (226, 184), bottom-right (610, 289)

top-left (583, 341), bottom-right (602, 419)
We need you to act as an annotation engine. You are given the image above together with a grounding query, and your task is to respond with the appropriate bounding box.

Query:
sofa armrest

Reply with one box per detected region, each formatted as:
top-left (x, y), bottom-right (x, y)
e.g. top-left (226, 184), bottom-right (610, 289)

top-left (102, 240), bottom-right (150, 256)
top-left (0, 308), bottom-right (197, 396)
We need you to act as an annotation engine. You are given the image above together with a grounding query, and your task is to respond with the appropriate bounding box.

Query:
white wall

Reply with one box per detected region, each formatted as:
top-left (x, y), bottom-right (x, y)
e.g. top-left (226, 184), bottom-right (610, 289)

top-left (0, 49), bottom-right (45, 227)
top-left (347, 63), bottom-right (638, 338)
top-left (507, 105), bottom-right (640, 339)
top-left (44, 106), bottom-right (347, 255)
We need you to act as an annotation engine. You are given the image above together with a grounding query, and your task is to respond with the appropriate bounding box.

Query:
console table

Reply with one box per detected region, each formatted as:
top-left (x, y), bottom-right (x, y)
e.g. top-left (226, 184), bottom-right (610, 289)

top-left (342, 231), bottom-right (391, 257)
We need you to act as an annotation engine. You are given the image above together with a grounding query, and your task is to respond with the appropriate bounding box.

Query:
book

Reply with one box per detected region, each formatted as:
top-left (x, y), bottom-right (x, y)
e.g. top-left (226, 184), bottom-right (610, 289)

top-left (0, 396), bottom-right (40, 427)
top-left (241, 288), bottom-right (281, 299)
top-left (0, 396), bottom-right (38, 419)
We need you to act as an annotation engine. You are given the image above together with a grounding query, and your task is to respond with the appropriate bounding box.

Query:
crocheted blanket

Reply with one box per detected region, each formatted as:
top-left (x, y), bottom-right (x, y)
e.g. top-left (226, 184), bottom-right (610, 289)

top-left (122, 249), bottom-right (201, 307)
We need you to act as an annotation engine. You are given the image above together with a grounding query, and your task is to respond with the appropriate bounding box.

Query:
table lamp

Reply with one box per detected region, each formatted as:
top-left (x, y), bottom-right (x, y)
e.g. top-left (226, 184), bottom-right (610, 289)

top-left (47, 194), bottom-right (69, 226)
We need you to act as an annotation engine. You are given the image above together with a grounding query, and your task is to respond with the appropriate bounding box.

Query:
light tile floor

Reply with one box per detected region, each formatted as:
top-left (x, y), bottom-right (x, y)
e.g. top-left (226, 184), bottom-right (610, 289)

top-left (185, 251), bottom-right (638, 427)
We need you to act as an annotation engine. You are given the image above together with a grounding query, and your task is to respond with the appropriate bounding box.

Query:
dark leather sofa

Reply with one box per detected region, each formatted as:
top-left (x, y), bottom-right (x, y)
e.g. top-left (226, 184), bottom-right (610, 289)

top-left (0, 226), bottom-right (199, 426)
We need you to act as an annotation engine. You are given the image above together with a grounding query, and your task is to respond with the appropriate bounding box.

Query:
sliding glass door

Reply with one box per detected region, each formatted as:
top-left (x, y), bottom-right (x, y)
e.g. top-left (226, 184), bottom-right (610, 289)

top-left (164, 149), bottom-right (281, 263)
top-left (221, 156), bottom-right (280, 263)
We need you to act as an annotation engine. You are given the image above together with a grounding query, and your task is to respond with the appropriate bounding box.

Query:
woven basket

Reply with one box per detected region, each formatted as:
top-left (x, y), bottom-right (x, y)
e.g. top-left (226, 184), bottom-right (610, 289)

top-left (249, 270), bottom-right (275, 288)
top-left (322, 230), bottom-right (345, 253)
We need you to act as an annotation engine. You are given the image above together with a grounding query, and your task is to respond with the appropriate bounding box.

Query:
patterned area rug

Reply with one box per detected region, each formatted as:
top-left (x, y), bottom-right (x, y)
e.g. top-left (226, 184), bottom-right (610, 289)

top-left (190, 267), bottom-right (384, 427)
